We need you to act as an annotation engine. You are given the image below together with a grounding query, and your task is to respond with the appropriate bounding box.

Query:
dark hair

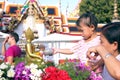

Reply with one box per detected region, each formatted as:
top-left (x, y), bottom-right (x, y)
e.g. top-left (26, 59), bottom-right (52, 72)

top-left (9, 32), bottom-right (19, 42)
top-left (102, 22), bottom-right (120, 52)
top-left (76, 12), bottom-right (98, 31)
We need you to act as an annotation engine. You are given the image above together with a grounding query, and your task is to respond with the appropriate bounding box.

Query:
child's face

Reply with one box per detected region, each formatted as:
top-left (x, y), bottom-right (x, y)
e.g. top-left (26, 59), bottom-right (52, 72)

top-left (78, 22), bottom-right (94, 40)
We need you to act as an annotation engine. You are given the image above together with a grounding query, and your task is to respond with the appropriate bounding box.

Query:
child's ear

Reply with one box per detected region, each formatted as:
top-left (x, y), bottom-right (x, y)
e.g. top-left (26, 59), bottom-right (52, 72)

top-left (90, 25), bottom-right (95, 31)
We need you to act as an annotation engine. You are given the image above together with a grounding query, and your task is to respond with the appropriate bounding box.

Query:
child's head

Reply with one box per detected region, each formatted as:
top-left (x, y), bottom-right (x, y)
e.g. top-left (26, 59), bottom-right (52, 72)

top-left (39, 44), bottom-right (45, 51)
top-left (76, 12), bottom-right (98, 40)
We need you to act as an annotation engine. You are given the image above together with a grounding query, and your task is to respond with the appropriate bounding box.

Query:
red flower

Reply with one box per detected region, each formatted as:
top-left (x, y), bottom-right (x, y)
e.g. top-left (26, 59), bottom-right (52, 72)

top-left (41, 66), bottom-right (71, 80)
top-left (45, 66), bottom-right (58, 73)
top-left (57, 70), bottom-right (71, 80)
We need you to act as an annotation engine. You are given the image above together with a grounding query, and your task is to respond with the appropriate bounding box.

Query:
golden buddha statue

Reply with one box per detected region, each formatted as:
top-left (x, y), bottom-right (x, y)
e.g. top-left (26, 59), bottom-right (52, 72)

top-left (24, 27), bottom-right (43, 65)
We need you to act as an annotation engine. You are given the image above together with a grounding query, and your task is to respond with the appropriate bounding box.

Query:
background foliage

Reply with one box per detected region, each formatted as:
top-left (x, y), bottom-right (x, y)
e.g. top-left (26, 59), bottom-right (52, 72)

top-left (79, 0), bottom-right (120, 23)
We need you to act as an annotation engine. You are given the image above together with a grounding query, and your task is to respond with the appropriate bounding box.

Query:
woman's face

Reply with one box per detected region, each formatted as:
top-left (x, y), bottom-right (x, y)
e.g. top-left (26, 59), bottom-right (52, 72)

top-left (77, 22), bottom-right (94, 40)
top-left (100, 34), bottom-right (115, 54)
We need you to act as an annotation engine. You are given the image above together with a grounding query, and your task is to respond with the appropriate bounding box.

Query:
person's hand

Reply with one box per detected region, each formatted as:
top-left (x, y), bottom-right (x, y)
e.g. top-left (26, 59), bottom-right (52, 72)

top-left (87, 46), bottom-right (99, 60)
top-left (87, 59), bottom-right (99, 71)
top-left (87, 45), bottom-right (109, 59)
top-left (3, 36), bottom-right (9, 45)
top-left (52, 48), bottom-right (59, 54)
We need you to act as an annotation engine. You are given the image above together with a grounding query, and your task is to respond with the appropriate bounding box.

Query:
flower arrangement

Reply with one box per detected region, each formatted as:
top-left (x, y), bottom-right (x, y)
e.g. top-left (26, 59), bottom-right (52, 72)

top-left (58, 60), bottom-right (102, 80)
top-left (0, 58), bottom-right (102, 80)
top-left (0, 58), bottom-right (55, 80)
top-left (0, 62), bottom-right (43, 80)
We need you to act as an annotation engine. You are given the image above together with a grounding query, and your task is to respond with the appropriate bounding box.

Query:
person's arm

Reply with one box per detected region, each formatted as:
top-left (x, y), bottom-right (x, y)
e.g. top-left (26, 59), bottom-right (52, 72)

top-left (6, 56), bottom-right (13, 64)
top-left (53, 48), bottom-right (73, 54)
top-left (101, 53), bottom-right (120, 79)
top-left (96, 46), bottom-right (120, 79)
top-left (87, 45), bottom-right (120, 79)
top-left (1, 37), bottom-right (9, 55)
top-left (53, 40), bottom-right (81, 55)
top-left (88, 59), bottom-right (103, 71)
top-left (2, 43), bottom-right (6, 55)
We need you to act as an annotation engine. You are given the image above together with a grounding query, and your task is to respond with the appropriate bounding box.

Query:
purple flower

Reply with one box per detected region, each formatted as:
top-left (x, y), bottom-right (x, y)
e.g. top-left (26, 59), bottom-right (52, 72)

top-left (88, 71), bottom-right (102, 80)
top-left (75, 62), bottom-right (90, 72)
top-left (14, 62), bottom-right (31, 80)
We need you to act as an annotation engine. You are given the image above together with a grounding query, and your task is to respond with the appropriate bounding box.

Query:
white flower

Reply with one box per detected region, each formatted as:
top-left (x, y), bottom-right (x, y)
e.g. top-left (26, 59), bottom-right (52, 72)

top-left (10, 65), bottom-right (15, 69)
top-left (0, 77), bottom-right (6, 80)
top-left (0, 63), bottom-right (8, 69)
top-left (29, 63), bottom-right (38, 69)
top-left (27, 63), bottom-right (41, 77)
top-left (25, 63), bottom-right (38, 69)
top-left (7, 68), bottom-right (15, 77)
top-left (37, 69), bottom-right (42, 76)
top-left (29, 74), bottom-right (35, 80)
top-left (30, 68), bottom-right (38, 75)
top-left (0, 70), bottom-right (4, 77)
top-left (30, 67), bottom-right (42, 80)
top-left (31, 68), bottom-right (42, 77)
top-left (29, 74), bottom-right (41, 80)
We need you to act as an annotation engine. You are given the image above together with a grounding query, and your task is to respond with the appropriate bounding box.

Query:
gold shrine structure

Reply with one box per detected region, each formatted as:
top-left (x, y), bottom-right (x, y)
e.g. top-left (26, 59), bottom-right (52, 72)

top-left (0, 0), bottom-right (81, 35)
top-left (0, 0), bottom-right (106, 52)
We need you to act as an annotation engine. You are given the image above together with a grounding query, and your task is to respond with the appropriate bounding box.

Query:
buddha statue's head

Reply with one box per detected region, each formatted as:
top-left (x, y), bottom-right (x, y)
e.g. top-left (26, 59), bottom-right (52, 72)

top-left (25, 27), bottom-right (34, 42)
